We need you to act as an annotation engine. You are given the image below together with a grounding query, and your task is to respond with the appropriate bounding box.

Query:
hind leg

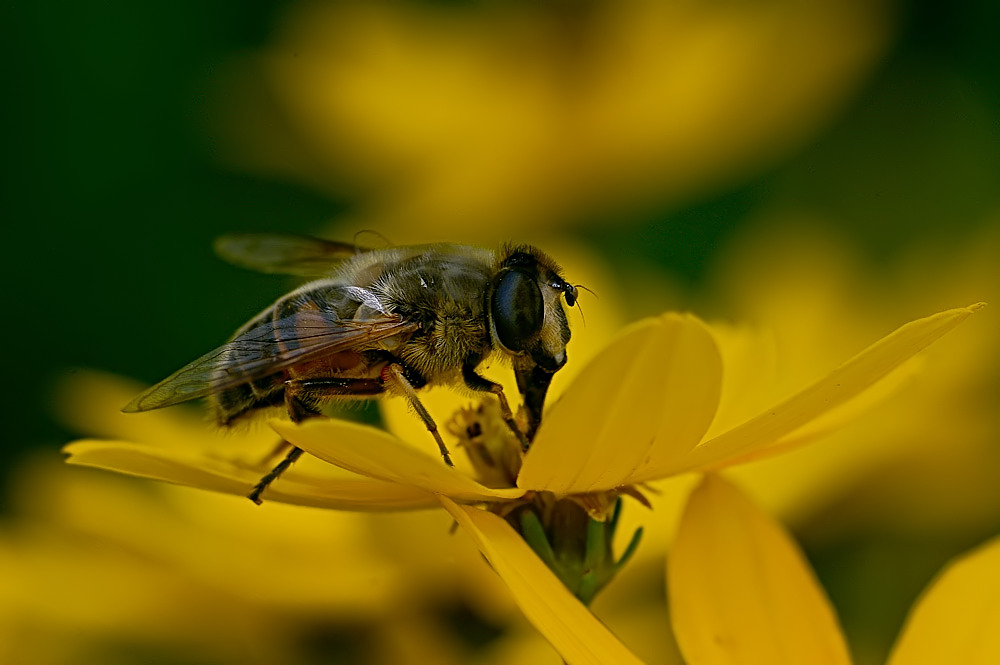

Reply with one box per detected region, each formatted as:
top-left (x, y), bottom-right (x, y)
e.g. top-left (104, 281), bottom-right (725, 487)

top-left (248, 378), bottom-right (383, 504)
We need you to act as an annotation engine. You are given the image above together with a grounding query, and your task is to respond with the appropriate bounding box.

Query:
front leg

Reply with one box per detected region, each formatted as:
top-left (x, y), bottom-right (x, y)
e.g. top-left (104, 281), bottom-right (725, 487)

top-left (462, 363), bottom-right (530, 450)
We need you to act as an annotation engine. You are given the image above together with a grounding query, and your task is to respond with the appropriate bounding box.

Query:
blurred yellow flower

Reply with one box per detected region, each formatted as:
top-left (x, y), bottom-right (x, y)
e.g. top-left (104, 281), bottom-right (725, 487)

top-left (701, 223), bottom-right (1000, 536)
top-left (0, 459), bottom-right (406, 665)
top-left (215, 0), bottom-right (895, 235)
top-left (8, 372), bottom-right (546, 665)
top-left (669, 473), bottom-right (1000, 665)
top-left (64, 304), bottom-right (980, 662)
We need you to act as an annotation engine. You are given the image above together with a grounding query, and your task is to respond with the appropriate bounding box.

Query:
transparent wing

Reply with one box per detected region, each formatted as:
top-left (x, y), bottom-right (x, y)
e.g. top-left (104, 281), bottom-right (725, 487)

top-left (214, 233), bottom-right (367, 276)
top-left (123, 311), bottom-right (418, 412)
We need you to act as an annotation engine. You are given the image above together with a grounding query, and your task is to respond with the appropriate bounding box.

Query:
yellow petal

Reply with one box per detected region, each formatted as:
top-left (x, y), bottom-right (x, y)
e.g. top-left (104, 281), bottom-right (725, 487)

top-left (719, 354), bottom-right (921, 467)
top-left (633, 315), bottom-right (724, 484)
top-left (440, 497), bottom-right (645, 665)
top-left (54, 369), bottom-right (276, 451)
top-left (699, 323), bottom-right (779, 442)
top-left (887, 536), bottom-right (1000, 665)
top-left (519, 313), bottom-right (721, 494)
top-left (272, 419), bottom-right (525, 502)
top-left (677, 304), bottom-right (984, 473)
top-left (63, 440), bottom-right (438, 510)
top-left (668, 475), bottom-right (852, 665)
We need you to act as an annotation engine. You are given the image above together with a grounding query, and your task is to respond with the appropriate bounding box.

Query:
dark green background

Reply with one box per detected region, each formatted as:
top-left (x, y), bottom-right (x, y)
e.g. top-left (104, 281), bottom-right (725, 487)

top-left (2, 2), bottom-right (999, 661)
top-left (4, 0), bottom-right (999, 491)
top-left (2, 1), bottom-right (344, 494)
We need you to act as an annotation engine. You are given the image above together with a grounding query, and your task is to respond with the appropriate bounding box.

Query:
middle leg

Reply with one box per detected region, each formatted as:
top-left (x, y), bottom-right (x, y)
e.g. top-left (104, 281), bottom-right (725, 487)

top-left (381, 363), bottom-right (454, 467)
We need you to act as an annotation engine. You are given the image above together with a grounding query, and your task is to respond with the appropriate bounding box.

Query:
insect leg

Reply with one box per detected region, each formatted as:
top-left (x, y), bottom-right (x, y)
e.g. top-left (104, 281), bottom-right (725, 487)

top-left (462, 365), bottom-right (530, 451)
top-left (382, 364), bottom-right (454, 467)
top-left (248, 447), bottom-right (305, 505)
top-left (247, 378), bottom-right (385, 504)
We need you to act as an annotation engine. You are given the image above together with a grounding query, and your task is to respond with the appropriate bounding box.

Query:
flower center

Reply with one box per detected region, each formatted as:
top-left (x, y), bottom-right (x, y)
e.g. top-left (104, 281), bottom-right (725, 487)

top-left (447, 398), bottom-right (644, 604)
top-left (447, 400), bottom-right (523, 488)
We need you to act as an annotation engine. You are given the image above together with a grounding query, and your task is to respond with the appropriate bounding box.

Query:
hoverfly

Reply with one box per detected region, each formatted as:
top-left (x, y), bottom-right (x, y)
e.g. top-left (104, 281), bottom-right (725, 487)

top-left (124, 234), bottom-right (578, 503)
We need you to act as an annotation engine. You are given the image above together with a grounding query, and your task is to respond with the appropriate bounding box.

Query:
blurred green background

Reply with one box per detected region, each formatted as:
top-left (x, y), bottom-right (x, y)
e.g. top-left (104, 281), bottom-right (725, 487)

top-left (3, 1), bottom-right (344, 493)
top-left (2, 0), bottom-right (999, 663)
top-left (5, 0), bottom-right (997, 481)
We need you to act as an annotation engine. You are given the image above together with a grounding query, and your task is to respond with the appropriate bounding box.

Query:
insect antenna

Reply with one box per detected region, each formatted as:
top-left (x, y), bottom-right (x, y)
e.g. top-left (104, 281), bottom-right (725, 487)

top-left (353, 229), bottom-right (395, 250)
top-left (572, 284), bottom-right (596, 327)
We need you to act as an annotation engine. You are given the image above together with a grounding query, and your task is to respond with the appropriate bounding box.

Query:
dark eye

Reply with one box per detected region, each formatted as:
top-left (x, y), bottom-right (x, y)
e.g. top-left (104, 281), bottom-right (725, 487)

top-left (491, 269), bottom-right (543, 352)
top-left (562, 283), bottom-right (578, 307)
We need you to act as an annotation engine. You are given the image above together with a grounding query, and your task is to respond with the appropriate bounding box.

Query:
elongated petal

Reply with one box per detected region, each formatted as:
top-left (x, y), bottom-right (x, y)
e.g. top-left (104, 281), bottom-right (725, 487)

top-left (668, 475), bottom-right (851, 665)
top-left (272, 419), bottom-right (525, 502)
top-left (720, 355), bottom-right (923, 468)
top-left (675, 303), bottom-right (984, 474)
top-left (64, 440), bottom-right (438, 510)
top-left (440, 497), bottom-right (645, 665)
top-left (519, 313), bottom-right (721, 494)
top-left (699, 324), bottom-right (778, 442)
top-left (54, 370), bottom-right (277, 451)
top-left (887, 536), bottom-right (1000, 665)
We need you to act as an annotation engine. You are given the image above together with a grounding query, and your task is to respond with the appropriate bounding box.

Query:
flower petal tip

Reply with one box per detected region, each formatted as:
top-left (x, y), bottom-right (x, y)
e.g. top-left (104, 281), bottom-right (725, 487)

top-left (61, 440), bottom-right (111, 463)
top-left (268, 418), bottom-right (295, 438)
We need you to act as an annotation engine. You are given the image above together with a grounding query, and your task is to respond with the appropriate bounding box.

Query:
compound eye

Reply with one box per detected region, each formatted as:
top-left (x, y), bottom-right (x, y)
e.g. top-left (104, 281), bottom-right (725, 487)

top-left (563, 283), bottom-right (578, 307)
top-left (491, 269), bottom-right (543, 352)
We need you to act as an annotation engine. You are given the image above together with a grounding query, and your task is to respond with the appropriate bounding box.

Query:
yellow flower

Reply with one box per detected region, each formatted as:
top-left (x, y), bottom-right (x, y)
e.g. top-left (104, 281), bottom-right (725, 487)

top-left (0, 457), bottom-right (411, 665)
top-left (13, 371), bottom-right (566, 664)
top-left (667, 473), bottom-right (1000, 665)
top-left (64, 304), bottom-right (981, 663)
top-left (702, 224), bottom-right (1000, 534)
